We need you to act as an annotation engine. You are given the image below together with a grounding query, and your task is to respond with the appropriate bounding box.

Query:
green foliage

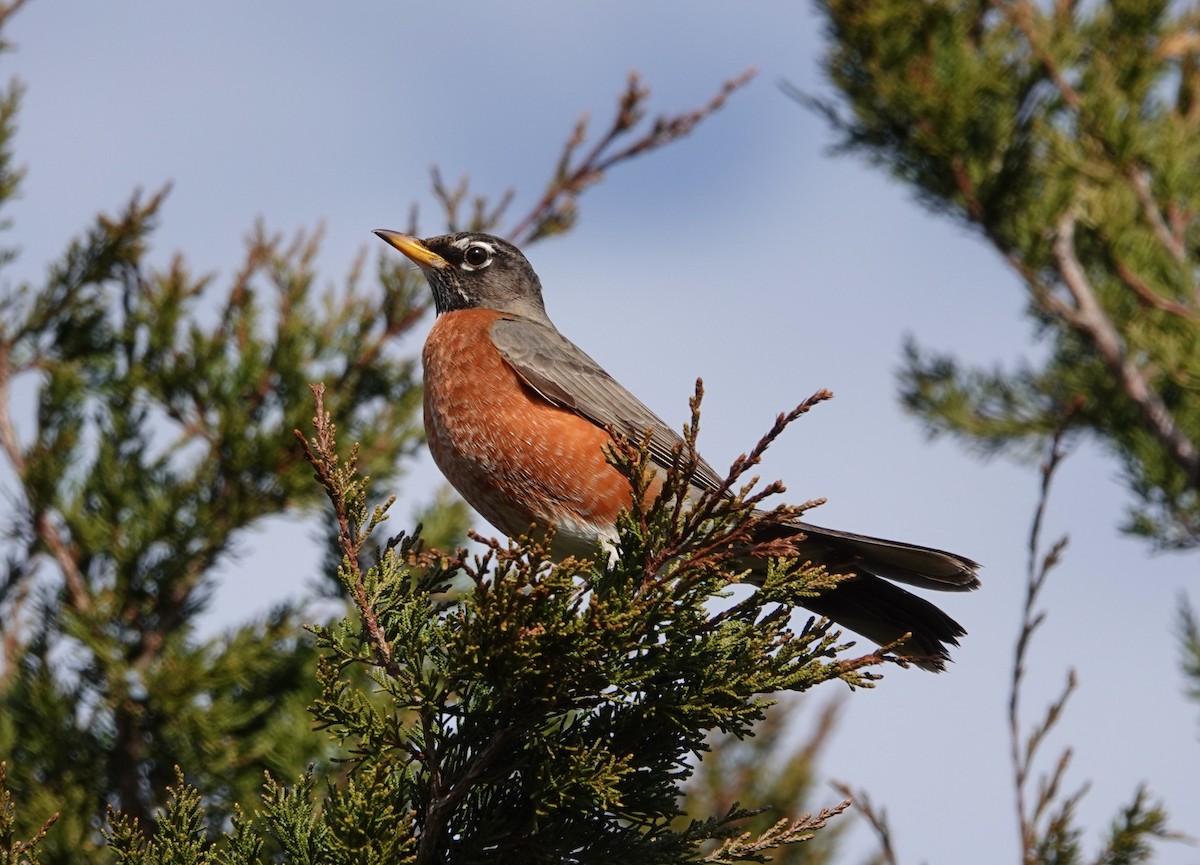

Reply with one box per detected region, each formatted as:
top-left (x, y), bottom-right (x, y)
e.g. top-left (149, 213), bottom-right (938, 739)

top-left (797, 5), bottom-right (1200, 856)
top-left (804, 0), bottom-right (1200, 548)
top-left (0, 183), bottom-right (440, 859)
top-left (683, 698), bottom-right (846, 865)
top-left (102, 764), bottom-right (421, 865)
top-left (84, 387), bottom-right (865, 864)
top-left (1017, 784), bottom-right (1171, 865)
top-left (281, 385), bottom-right (866, 863)
top-left (1096, 788), bottom-right (1173, 865)
top-left (0, 762), bottom-right (55, 865)
top-left (104, 768), bottom-right (207, 865)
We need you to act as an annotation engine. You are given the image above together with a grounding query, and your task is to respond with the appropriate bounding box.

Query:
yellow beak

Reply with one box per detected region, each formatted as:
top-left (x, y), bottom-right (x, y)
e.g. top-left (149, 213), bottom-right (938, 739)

top-left (373, 230), bottom-right (448, 269)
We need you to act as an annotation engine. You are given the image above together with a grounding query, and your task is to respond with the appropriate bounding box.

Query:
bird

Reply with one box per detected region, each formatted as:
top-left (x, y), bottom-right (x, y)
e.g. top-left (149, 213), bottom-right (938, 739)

top-left (374, 229), bottom-right (981, 670)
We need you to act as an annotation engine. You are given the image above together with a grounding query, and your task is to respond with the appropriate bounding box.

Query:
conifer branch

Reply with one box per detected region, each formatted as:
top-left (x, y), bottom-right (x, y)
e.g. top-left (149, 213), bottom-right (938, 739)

top-left (1051, 212), bottom-right (1200, 488)
top-left (295, 384), bottom-right (399, 677)
top-left (505, 68), bottom-right (757, 245)
top-left (1112, 255), bottom-right (1199, 320)
top-left (662, 383), bottom-right (833, 571)
top-left (0, 760), bottom-right (58, 862)
top-left (998, 0), bottom-right (1082, 111)
top-left (295, 383), bottom-right (864, 859)
top-left (1126, 165), bottom-right (1188, 265)
top-left (0, 343), bottom-right (91, 614)
top-left (417, 69), bottom-right (756, 245)
top-left (1009, 402), bottom-right (1082, 863)
top-left (702, 799), bottom-right (851, 862)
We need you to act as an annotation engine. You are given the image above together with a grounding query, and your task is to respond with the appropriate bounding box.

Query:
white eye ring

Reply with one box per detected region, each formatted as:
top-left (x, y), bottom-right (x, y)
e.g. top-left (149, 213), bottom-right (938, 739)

top-left (453, 237), bottom-right (496, 271)
top-left (463, 245), bottom-right (491, 269)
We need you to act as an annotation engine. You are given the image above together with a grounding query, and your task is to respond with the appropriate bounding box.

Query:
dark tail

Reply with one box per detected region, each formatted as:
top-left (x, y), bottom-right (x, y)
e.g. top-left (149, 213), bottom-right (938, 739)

top-left (752, 521), bottom-right (981, 672)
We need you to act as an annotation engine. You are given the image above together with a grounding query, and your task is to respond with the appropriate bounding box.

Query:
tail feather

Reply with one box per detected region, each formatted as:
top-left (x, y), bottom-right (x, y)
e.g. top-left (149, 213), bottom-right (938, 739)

top-left (801, 574), bottom-right (967, 671)
top-left (792, 521), bottom-right (981, 592)
top-left (750, 520), bottom-right (981, 672)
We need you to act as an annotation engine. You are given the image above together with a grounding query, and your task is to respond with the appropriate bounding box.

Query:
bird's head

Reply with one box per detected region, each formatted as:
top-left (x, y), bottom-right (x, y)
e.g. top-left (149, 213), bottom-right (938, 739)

top-left (374, 230), bottom-right (548, 319)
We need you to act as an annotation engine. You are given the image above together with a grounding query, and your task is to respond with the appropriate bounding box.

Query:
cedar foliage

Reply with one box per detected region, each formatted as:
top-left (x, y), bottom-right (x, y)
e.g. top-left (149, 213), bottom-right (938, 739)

top-left (802, 0), bottom-right (1200, 549)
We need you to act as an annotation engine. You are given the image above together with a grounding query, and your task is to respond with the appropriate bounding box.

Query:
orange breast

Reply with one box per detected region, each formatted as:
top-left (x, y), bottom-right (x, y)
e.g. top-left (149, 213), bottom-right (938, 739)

top-left (422, 309), bottom-right (638, 554)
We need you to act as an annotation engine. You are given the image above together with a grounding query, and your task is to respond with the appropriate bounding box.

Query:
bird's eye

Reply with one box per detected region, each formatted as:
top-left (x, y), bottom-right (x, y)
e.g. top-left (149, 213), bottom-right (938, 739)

top-left (463, 245), bottom-right (490, 268)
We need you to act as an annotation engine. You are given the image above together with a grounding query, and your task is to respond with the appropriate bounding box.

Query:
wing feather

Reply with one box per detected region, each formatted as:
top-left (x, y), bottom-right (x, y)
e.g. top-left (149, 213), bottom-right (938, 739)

top-left (489, 316), bottom-right (725, 491)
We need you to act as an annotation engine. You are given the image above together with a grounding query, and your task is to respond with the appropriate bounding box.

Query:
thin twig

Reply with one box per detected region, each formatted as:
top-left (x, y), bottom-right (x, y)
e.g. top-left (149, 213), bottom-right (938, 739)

top-left (0, 345), bottom-right (81, 608)
top-left (684, 388), bottom-right (833, 543)
top-left (294, 384), bottom-right (399, 677)
top-left (506, 68), bottom-right (757, 245)
top-left (997, 0), bottom-right (1082, 110)
top-left (831, 782), bottom-right (898, 865)
top-left (32, 511), bottom-right (89, 613)
top-left (1009, 399), bottom-right (1078, 863)
top-left (417, 727), bottom-right (518, 865)
top-left (1112, 256), bottom-right (1199, 320)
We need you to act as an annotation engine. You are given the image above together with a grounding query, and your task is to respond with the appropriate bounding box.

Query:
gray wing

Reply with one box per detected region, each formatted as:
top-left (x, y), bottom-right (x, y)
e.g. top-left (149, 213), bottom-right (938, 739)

top-left (490, 316), bottom-right (982, 662)
top-left (490, 316), bottom-right (725, 491)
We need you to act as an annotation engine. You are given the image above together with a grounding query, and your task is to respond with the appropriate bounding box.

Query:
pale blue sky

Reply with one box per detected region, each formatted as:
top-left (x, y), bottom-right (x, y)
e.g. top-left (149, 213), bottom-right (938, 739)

top-left (8, 3), bottom-right (1198, 862)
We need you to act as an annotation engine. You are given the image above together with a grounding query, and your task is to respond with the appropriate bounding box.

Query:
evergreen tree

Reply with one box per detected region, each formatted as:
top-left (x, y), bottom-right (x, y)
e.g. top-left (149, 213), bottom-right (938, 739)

top-left (801, 0), bottom-right (1198, 860)
top-left (804, 0), bottom-right (1200, 550)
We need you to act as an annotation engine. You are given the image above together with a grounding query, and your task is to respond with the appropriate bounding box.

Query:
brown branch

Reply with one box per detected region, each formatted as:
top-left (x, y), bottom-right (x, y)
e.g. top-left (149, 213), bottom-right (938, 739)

top-left (998, 0), bottom-right (1082, 110)
top-left (1112, 256), bottom-right (1198, 320)
top-left (1, 311), bottom-right (90, 636)
top-left (0, 564), bottom-right (30, 686)
top-left (1127, 166), bottom-right (1188, 264)
top-left (506, 68), bottom-right (757, 245)
top-left (0, 0), bottom-right (28, 29)
top-left (685, 387), bottom-right (833, 542)
top-left (33, 512), bottom-right (89, 613)
top-left (1167, 203), bottom-right (1195, 272)
top-left (1052, 211), bottom-right (1200, 487)
top-left (1157, 28), bottom-right (1200, 60)
top-left (950, 155), bottom-right (986, 222)
top-left (0, 342), bottom-right (24, 475)
top-left (417, 727), bottom-right (519, 865)
top-left (724, 389), bottom-right (835, 496)
top-left (636, 386), bottom-right (832, 586)
top-left (429, 167), bottom-right (517, 234)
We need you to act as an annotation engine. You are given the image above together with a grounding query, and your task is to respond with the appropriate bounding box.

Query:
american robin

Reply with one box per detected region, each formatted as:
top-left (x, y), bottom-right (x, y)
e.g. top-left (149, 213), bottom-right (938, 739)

top-left (375, 229), bottom-right (980, 670)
